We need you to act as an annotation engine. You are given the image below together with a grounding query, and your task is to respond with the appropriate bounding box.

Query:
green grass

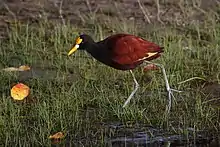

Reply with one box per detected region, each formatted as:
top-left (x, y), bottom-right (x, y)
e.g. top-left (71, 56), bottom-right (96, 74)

top-left (0, 13), bottom-right (220, 146)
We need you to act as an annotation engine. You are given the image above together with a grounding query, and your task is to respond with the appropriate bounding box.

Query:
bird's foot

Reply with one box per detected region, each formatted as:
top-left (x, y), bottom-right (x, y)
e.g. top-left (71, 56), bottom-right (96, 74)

top-left (170, 88), bottom-right (183, 93)
top-left (166, 88), bottom-right (183, 113)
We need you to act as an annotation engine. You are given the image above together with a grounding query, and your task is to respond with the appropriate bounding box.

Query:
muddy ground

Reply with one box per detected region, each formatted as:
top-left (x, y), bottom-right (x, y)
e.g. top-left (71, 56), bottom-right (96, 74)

top-left (0, 0), bottom-right (219, 39)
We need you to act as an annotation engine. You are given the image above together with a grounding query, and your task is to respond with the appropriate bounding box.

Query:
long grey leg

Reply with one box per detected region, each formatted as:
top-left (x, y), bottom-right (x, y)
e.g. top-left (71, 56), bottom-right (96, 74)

top-left (123, 70), bottom-right (140, 108)
top-left (144, 61), bottom-right (181, 113)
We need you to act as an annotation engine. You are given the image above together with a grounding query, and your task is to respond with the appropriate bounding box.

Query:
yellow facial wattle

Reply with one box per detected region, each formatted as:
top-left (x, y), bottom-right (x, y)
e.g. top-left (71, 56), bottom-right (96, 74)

top-left (76, 37), bottom-right (82, 45)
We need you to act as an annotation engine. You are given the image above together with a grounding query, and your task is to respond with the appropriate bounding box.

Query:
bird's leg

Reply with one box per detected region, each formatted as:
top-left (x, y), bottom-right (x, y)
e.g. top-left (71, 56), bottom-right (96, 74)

top-left (123, 70), bottom-right (140, 108)
top-left (144, 61), bottom-right (181, 113)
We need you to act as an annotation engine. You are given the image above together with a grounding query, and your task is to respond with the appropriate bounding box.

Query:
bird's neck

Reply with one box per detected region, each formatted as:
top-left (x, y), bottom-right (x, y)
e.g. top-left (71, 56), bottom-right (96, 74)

top-left (86, 42), bottom-right (108, 62)
top-left (86, 42), bottom-right (100, 55)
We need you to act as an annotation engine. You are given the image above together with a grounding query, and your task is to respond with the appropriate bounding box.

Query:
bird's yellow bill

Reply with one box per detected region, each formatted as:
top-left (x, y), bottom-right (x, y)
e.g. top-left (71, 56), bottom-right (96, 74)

top-left (68, 45), bottom-right (78, 56)
top-left (68, 37), bottom-right (82, 56)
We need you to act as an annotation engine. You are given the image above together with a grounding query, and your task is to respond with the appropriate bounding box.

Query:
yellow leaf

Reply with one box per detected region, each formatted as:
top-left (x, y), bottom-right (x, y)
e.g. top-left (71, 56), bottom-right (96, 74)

top-left (2, 65), bottom-right (31, 72)
top-left (49, 132), bottom-right (65, 140)
top-left (18, 65), bottom-right (31, 71)
top-left (2, 67), bottom-right (19, 71)
top-left (11, 83), bottom-right (30, 100)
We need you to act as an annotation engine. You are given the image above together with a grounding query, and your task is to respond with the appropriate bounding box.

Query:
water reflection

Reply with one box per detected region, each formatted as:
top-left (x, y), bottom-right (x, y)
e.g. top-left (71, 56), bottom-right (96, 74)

top-left (106, 123), bottom-right (219, 147)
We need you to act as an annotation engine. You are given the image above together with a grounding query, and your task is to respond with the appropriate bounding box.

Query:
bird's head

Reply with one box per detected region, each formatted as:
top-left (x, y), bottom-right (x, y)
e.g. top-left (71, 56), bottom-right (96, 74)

top-left (68, 34), bottom-right (94, 56)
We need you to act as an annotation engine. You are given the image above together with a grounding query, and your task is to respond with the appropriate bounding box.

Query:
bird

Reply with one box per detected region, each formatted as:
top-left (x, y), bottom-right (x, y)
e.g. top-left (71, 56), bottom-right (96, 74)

top-left (68, 33), bottom-right (179, 112)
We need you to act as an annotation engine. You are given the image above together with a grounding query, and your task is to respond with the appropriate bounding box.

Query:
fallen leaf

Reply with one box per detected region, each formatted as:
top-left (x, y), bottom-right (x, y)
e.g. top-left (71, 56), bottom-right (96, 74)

top-left (18, 65), bottom-right (31, 71)
top-left (2, 67), bottom-right (20, 72)
top-left (49, 132), bottom-right (65, 140)
top-left (11, 83), bottom-right (30, 100)
top-left (2, 65), bottom-right (30, 72)
top-left (143, 64), bottom-right (159, 72)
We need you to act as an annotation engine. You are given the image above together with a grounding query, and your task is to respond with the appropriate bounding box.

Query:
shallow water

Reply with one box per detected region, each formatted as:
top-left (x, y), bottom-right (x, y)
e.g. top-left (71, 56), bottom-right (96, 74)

top-left (106, 123), bottom-right (219, 147)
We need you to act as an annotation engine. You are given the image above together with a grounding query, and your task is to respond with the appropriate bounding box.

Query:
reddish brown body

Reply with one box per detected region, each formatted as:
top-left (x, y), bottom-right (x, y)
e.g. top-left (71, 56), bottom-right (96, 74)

top-left (95, 34), bottom-right (164, 70)
top-left (68, 33), bottom-right (171, 108)
top-left (69, 33), bottom-right (163, 70)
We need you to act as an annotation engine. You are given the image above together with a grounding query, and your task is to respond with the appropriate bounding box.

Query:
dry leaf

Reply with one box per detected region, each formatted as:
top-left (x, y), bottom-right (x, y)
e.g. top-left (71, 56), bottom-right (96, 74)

top-left (2, 67), bottom-right (20, 72)
top-left (18, 65), bottom-right (31, 71)
top-left (49, 132), bottom-right (65, 140)
top-left (11, 83), bottom-right (30, 100)
top-left (2, 65), bottom-right (30, 72)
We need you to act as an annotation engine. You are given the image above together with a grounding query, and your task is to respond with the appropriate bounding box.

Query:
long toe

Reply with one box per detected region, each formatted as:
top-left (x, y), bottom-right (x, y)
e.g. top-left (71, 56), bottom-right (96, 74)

top-left (166, 88), bottom-right (182, 113)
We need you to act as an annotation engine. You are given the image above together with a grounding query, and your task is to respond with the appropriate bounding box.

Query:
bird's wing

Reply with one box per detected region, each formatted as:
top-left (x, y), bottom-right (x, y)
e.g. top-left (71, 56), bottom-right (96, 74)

top-left (109, 35), bottom-right (163, 65)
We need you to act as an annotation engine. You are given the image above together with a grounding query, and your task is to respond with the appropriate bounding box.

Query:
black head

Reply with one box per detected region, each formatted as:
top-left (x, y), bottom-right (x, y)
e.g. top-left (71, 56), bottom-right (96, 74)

top-left (68, 34), bottom-right (95, 56)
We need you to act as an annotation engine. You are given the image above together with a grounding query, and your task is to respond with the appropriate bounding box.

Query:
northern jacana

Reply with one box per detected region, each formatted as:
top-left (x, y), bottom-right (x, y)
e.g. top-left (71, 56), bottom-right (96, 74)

top-left (68, 34), bottom-right (179, 111)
